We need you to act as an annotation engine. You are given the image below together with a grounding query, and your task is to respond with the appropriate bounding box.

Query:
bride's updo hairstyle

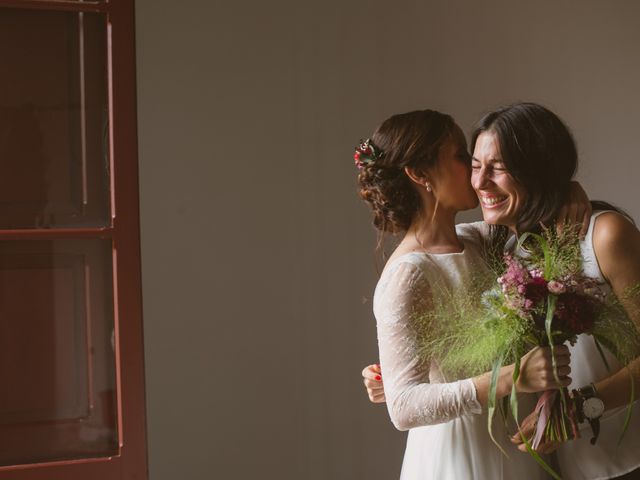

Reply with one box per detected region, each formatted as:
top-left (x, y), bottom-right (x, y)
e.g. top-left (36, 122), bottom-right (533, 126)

top-left (471, 102), bottom-right (578, 233)
top-left (357, 110), bottom-right (455, 234)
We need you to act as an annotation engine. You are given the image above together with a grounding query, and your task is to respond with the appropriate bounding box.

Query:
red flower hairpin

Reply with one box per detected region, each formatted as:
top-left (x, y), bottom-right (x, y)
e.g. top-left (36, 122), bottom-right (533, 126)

top-left (354, 138), bottom-right (385, 169)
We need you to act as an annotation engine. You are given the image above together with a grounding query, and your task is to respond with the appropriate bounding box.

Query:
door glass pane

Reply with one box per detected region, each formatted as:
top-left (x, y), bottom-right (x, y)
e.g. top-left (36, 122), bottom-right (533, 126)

top-left (0, 8), bottom-right (110, 229)
top-left (0, 239), bottom-right (118, 465)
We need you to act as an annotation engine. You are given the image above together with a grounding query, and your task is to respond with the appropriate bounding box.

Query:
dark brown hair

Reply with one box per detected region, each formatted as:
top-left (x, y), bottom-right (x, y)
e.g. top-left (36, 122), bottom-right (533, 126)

top-left (358, 109), bottom-right (455, 233)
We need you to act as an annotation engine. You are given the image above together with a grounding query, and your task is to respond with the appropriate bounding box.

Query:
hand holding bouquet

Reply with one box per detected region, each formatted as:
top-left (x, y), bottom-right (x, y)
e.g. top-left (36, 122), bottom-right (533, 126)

top-left (418, 226), bottom-right (640, 479)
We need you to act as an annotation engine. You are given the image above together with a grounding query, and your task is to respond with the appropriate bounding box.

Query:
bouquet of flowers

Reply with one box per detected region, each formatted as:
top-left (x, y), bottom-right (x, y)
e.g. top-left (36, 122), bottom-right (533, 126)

top-left (417, 227), bottom-right (640, 480)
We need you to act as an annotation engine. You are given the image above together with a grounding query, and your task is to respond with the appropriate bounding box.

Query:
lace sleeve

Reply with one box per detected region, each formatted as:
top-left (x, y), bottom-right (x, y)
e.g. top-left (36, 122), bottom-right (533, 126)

top-left (374, 260), bottom-right (482, 431)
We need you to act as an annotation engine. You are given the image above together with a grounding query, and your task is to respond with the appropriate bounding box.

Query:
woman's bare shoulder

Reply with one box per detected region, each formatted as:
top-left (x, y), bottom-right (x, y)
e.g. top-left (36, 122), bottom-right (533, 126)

top-left (592, 211), bottom-right (640, 283)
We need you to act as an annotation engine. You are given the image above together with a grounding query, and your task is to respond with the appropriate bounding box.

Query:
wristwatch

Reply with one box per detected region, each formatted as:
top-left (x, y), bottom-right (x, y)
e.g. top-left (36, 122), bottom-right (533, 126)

top-left (572, 383), bottom-right (604, 445)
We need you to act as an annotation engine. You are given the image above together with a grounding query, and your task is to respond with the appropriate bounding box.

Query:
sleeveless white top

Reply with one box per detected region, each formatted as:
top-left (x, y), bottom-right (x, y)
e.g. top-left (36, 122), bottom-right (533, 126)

top-left (373, 224), bottom-right (548, 480)
top-left (554, 212), bottom-right (640, 480)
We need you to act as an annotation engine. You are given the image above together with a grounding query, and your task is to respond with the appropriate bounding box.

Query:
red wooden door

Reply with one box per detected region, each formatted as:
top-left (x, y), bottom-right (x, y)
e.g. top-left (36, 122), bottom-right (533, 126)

top-left (0, 1), bottom-right (147, 478)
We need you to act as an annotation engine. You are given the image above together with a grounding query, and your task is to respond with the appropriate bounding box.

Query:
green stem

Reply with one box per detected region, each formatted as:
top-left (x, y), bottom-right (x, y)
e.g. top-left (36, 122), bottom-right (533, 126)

top-left (618, 366), bottom-right (636, 446)
top-left (488, 350), bottom-right (508, 457)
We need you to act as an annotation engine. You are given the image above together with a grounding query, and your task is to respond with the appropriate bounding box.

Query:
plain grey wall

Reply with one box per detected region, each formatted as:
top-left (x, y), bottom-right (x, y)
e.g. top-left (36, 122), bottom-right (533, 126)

top-left (135, 1), bottom-right (640, 479)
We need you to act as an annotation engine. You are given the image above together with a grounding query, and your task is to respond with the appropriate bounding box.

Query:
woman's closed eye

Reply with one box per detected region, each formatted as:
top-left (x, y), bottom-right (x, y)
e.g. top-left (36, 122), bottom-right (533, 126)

top-left (472, 162), bottom-right (506, 173)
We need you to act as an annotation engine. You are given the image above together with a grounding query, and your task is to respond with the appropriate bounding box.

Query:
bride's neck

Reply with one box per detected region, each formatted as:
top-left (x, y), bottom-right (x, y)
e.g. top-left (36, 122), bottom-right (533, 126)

top-left (404, 207), bottom-right (462, 253)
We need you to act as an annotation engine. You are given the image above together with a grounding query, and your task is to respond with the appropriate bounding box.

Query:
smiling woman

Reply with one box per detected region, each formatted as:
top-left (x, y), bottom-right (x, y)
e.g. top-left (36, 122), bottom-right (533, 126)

top-left (471, 103), bottom-right (579, 233)
top-left (469, 103), bottom-right (640, 480)
top-left (471, 132), bottom-right (527, 227)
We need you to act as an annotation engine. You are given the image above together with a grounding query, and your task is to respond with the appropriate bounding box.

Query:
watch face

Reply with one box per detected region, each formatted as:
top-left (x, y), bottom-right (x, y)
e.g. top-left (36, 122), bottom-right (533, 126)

top-left (583, 397), bottom-right (604, 419)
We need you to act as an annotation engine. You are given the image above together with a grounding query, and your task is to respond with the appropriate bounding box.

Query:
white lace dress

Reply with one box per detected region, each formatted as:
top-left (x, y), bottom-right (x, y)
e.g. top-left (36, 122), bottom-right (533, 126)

top-left (374, 225), bottom-right (548, 480)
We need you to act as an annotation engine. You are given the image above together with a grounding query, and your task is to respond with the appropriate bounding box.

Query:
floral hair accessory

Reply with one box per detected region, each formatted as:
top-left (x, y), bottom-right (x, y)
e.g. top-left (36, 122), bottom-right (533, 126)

top-left (354, 138), bottom-right (385, 169)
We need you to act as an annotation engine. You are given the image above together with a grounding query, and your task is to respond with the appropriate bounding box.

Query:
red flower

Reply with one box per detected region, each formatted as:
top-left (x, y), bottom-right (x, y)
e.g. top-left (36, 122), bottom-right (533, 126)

top-left (554, 292), bottom-right (596, 334)
top-left (524, 276), bottom-right (548, 305)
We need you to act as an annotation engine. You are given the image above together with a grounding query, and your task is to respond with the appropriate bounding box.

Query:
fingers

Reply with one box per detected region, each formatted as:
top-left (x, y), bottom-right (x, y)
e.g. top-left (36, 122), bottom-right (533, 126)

top-left (540, 345), bottom-right (570, 363)
top-left (558, 375), bottom-right (573, 387)
top-left (535, 344), bottom-right (570, 357)
top-left (557, 181), bottom-right (591, 238)
top-left (551, 344), bottom-right (569, 356)
top-left (538, 441), bottom-right (559, 454)
top-left (566, 204), bottom-right (578, 229)
top-left (549, 373), bottom-right (572, 387)
top-left (363, 374), bottom-right (383, 393)
top-left (518, 441), bottom-right (559, 454)
top-left (361, 364), bottom-right (382, 381)
top-left (529, 345), bottom-right (571, 365)
top-left (512, 411), bottom-right (560, 453)
top-left (511, 431), bottom-right (528, 444)
top-left (370, 392), bottom-right (386, 404)
top-left (364, 377), bottom-right (381, 389)
top-left (554, 357), bottom-right (571, 370)
top-left (579, 208), bottom-right (591, 239)
top-left (555, 201), bottom-right (578, 230)
top-left (555, 203), bottom-right (569, 232)
top-left (518, 345), bottom-right (573, 392)
top-left (511, 413), bottom-right (537, 445)
top-left (549, 345), bottom-right (572, 380)
top-left (365, 383), bottom-right (385, 403)
top-left (362, 363), bottom-right (384, 403)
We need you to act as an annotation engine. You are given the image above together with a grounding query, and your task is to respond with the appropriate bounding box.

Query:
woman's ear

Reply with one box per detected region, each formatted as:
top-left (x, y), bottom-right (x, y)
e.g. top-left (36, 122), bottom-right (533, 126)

top-left (404, 166), bottom-right (430, 188)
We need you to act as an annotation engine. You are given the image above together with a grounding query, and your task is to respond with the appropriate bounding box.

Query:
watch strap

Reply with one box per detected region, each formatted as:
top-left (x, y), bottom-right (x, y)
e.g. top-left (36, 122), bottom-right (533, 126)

top-left (574, 383), bottom-right (602, 445)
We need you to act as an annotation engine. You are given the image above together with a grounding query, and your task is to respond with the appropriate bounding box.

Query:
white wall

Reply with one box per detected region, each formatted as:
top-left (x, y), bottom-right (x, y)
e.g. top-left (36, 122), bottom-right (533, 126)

top-left (135, 1), bottom-right (640, 478)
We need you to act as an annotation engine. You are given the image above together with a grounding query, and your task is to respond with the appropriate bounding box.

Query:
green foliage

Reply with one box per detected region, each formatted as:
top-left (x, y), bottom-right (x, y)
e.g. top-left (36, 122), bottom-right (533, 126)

top-left (517, 226), bottom-right (583, 280)
top-left (416, 275), bottom-right (532, 378)
top-left (591, 286), bottom-right (640, 366)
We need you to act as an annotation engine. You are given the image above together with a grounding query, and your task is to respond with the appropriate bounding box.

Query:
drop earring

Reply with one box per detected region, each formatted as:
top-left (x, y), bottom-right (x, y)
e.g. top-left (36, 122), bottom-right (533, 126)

top-left (425, 183), bottom-right (432, 193)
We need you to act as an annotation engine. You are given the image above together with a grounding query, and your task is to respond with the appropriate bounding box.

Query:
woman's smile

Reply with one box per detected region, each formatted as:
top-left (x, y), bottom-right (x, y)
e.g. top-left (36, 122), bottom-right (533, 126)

top-left (478, 193), bottom-right (509, 208)
top-left (471, 131), bottom-right (527, 229)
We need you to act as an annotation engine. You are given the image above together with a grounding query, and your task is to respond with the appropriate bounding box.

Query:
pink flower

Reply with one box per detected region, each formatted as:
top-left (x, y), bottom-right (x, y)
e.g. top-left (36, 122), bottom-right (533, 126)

top-left (530, 268), bottom-right (544, 279)
top-left (547, 280), bottom-right (566, 294)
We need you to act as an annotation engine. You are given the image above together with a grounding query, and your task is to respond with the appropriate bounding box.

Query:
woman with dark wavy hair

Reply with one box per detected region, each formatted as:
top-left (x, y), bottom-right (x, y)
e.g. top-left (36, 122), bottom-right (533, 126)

top-left (470, 103), bottom-right (640, 480)
top-left (363, 103), bottom-right (640, 479)
top-left (357, 109), bottom-right (576, 479)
